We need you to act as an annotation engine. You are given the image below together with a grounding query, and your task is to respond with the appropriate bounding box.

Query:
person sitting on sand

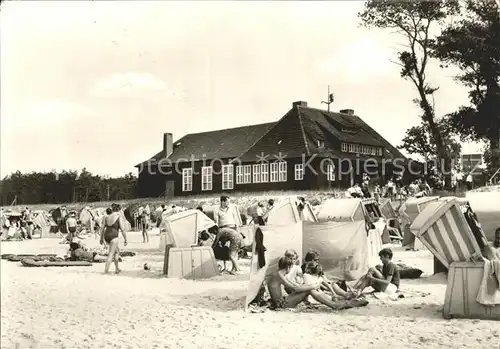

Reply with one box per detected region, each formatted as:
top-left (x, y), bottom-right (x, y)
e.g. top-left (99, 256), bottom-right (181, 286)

top-left (301, 250), bottom-right (355, 300)
top-left (266, 256), bottom-right (366, 310)
top-left (100, 205), bottom-right (128, 274)
top-left (302, 262), bottom-right (327, 291)
top-left (353, 248), bottom-right (400, 296)
top-left (283, 249), bottom-right (304, 288)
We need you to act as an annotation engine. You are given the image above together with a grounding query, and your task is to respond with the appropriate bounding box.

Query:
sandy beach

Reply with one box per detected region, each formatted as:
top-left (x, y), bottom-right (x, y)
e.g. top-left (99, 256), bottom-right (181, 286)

top-left (1, 231), bottom-right (497, 349)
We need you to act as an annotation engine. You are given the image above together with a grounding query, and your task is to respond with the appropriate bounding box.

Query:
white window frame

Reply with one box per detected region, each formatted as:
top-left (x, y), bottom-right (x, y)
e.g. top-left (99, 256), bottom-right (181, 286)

top-left (327, 164), bottom-right (335, 181)
top-left (201, 166), bottom-right (213, 191)
top-left (270, 162), bottom-right (279, 182)
top-left (261, 163), bottom-right (269, 182)
top-left (222, 165), bottom-right (234, 190)
top-left (253, 164), bottom-right (261, 183)
top-left (182, 168), bottom-right (193, 192)
top-left (294, 163), bottom-right (304, 180)
top-left (348, 144), bottom-right (354, 153)
top-left (279, 161), bottom-right (287, 182)
top-left (236, 165), bottom-right (243, 184)
top-left (317, 140), bottom-right (324, 149)
top-left (243, 165), bottom-right (252, 184)
top-left (341, 143), bottom-right (348, 152)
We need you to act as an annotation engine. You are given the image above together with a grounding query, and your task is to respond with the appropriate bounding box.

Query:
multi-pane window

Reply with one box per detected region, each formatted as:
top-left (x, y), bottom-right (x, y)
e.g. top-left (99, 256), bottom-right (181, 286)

top-left (236, 166), bottom-right (243, 184)
top-left (278, 161), bottom-right (287, 182)
top-left (294, 164), bottom-right (304, 180)
top-left (243, 165), bottom-right (252, 184)
top-left (182, 168), bottom-right (192, 192)
top-left (253, 164), bottom-right (261, 183)
top-left (270, 162), bottom-right (279, 182)
top-left (343, 143), bottom-right (383, 156)
top-left (327, 164), bottom-right (335, 181)
top-left (201, 166), bottom-right (213, 191)
top-left (222, 165), bottom-right (234, 190)
top-left (261, 163), bottom-right (269, 182)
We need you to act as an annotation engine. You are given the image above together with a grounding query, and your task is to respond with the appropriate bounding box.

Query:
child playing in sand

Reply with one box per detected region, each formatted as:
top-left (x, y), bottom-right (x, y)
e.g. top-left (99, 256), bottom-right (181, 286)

top-left (353, 248), bottom-right (400, 296)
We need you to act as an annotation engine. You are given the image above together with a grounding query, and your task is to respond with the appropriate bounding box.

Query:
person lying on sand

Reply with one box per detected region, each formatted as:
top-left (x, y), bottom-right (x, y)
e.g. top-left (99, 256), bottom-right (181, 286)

top-left (68, 241), bottom-right (108, 263)
top-left (352, 248), bottom-right (400, 297)
top-left (267, 256), bottom-right (368, 310)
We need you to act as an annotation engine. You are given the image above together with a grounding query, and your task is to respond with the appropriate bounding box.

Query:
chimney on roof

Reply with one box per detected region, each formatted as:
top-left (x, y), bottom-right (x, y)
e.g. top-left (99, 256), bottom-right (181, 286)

top-left (293, 101), bottom-right (308, 108)
top-left (163, 133), bottom-right (173, 158)
top-left (340, 109), bottom-right (354, 115)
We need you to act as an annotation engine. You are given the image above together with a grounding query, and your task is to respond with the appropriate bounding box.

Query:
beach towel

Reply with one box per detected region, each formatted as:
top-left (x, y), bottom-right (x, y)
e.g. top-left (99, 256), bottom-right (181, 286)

top-left (476, 260), bottom-right (500, 306)
top-left (21, 259), bottom-right (93, 267)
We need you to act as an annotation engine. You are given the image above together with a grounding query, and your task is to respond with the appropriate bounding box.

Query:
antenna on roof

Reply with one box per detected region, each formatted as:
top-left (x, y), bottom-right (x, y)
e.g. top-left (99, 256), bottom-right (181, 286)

top-left (321, 85), bottom-right (334, 112)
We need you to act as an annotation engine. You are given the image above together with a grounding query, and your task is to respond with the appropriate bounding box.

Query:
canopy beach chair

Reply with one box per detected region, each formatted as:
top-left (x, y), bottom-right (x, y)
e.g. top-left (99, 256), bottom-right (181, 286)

top-left (160, 209), bottom-right (219, 280)
top-left (263, 197), bottom-right (318, 226)
top-left (465, 190), bottom-right (500, 242)
top-left (410, 197), bottom-right (499, 320)
top-left (400, 196), bottom-right (439, 250)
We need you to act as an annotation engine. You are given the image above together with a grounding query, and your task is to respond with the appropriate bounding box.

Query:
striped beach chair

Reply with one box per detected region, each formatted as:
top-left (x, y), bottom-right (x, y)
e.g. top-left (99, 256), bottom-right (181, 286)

top-left (410, 197), bottom-right (485, 270)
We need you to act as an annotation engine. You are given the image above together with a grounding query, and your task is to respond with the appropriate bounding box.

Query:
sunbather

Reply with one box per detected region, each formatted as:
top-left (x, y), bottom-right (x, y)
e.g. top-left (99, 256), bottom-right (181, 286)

top-left (301, 250), bottom-right (357, 300)
top-left (68, 241), bottom-right (107, 263)
top-left (267, 256), bottom-right (352, 310)
top-left (353, 248), bottom-right (400, 296)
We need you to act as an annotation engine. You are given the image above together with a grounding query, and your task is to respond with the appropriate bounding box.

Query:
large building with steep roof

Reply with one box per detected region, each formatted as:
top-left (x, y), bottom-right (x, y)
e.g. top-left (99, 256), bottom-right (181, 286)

top-left (135, 101), bottom-right (408, 197)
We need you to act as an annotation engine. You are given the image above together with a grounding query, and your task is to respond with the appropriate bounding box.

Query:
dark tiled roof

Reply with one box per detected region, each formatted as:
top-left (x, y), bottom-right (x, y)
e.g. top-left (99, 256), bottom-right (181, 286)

top-left (298, 106), bottom-right (384, 148)
top-left (136, 103), bottom-right (406, 167)
top-left (345, 114), bottom-right (406, 160)
top-left (236, 109), bottom-right (309, 162)
top-left (135, 122), bottom-right (276, 166)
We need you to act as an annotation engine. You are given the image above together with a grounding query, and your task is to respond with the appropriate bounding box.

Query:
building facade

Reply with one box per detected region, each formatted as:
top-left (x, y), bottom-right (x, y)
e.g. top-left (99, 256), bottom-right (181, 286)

top-left (135, 101), bottom-right (408, 197)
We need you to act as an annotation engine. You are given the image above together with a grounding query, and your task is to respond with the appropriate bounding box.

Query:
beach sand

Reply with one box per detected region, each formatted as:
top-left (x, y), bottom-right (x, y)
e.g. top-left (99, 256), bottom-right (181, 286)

top-left (1, 231), bottom-right (497, 349)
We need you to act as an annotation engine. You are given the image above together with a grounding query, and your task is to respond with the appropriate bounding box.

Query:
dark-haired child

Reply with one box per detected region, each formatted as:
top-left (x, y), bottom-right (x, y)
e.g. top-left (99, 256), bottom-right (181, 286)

top-left (353, 248), bottom-right (400, 296)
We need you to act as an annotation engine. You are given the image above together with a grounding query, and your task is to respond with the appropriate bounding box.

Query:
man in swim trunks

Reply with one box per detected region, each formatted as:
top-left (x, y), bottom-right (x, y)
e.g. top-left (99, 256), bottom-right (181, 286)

top-left (65, 212), bottom-right (78, 242)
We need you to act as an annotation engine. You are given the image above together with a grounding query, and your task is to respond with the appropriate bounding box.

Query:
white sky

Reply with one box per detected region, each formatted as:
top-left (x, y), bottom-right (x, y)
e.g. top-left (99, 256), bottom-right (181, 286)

top-left (0, 1), bottom-right (484, 178)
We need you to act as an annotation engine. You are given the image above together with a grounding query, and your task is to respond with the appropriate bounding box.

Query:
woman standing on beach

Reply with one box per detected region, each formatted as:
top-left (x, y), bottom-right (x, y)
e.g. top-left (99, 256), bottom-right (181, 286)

top-left (100, 204), bottom-right (128, 274)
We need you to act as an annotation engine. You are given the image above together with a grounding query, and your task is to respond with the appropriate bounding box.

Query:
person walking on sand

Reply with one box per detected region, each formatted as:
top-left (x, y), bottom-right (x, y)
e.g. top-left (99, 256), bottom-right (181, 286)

top-left (100, 205), bottom-right (128, 274)
top-left (141, 210), bottom-right (150, 243)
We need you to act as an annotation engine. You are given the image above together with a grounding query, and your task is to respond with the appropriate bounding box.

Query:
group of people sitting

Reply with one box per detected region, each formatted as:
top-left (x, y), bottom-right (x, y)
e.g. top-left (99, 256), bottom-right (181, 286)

top-left (1, 207), bottom-right (37, 240)
top-left (255, 247), bottom-right (401, 311)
